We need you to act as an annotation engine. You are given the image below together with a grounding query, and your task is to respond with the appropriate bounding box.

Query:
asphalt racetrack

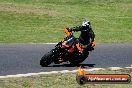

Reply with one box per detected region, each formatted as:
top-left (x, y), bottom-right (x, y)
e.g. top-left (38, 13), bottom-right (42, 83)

top-left (0, 44), bottom-right (132, 76)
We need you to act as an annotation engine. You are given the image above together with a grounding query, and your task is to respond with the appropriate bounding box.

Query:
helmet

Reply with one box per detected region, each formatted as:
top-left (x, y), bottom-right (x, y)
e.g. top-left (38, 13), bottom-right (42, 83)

top-left (82, 20), bottom-right (90, 27)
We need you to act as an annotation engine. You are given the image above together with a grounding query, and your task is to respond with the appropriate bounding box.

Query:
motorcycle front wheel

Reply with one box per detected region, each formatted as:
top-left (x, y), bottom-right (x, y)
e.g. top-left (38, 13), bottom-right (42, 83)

top-left (40, 51), bottom-right (53, 67)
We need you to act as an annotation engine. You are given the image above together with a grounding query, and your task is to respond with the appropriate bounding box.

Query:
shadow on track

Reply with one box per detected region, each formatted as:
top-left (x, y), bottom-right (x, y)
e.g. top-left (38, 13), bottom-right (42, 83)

top-left (49, 64), bottom-right (96, 68)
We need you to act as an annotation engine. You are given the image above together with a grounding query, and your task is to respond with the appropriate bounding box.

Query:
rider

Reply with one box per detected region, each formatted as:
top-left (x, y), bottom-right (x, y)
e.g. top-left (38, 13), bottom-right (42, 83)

top-left (65, 19), bottom-right (96, 52)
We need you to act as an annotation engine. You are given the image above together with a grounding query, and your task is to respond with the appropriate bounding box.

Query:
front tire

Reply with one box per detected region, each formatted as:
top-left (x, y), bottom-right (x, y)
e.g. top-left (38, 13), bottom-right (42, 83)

top-left (40, 51), bottom-right (53, 67)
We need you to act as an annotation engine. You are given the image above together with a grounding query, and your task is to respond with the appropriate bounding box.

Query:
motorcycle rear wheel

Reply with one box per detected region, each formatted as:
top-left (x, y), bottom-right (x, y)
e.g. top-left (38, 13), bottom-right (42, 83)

top-left (69, 52), bottom-right (89, 66)
top-left (40, 51), bottom-right (53, 67)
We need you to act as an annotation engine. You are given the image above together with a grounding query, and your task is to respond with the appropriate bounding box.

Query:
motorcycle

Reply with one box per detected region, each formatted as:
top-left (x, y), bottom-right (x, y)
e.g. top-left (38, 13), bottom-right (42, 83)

top-left (40, 28), bottom-right (96, 67)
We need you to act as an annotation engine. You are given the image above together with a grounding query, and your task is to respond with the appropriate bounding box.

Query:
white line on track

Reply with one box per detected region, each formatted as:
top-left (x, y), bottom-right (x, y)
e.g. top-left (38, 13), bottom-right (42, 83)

top-left (0, 67), bottom-right (132, 79)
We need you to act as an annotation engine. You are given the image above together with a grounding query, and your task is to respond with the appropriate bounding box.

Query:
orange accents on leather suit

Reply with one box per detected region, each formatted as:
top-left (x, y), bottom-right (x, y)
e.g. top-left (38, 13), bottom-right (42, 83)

top-left (92, 40), bottom-right (96, 47)
top-left (76, 43), bottom-right (83, 52)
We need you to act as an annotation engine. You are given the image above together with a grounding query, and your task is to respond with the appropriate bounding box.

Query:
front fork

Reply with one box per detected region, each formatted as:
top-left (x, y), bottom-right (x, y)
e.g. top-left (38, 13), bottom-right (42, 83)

top-left (52, 46), bottom-right (68, 64)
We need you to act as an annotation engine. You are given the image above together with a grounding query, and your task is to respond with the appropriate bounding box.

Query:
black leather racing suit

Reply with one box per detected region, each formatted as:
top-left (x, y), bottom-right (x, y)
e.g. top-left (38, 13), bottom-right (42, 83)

top-left (70, 26), bottom-right (95, 48)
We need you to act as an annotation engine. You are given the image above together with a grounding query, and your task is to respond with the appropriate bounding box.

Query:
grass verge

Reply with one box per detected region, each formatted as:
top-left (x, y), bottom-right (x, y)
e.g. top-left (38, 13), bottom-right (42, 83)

top-left (0, 68), bottom-right (132, 88)
top-left (0, 0), bottom-right (131, 43)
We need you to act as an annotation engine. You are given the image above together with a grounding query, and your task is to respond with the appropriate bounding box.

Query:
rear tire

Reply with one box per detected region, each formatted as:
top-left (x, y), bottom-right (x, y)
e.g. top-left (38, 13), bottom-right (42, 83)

top-left (69, 51), bottom-right (89, 66)
top-left (40, 51), bottom-right (53, 67)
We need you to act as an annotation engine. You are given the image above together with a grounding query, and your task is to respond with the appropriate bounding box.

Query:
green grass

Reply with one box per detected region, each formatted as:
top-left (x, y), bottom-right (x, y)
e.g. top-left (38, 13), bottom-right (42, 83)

top-left (0, 0), bottom-right (131, 43)
top-left (0, 69), bottom-right (132, 88)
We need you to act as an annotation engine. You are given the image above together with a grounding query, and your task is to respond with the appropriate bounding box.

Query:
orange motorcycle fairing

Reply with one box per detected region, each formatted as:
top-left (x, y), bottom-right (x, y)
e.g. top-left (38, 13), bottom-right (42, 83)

top-left (61, 44), bottom-right (71, 48)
